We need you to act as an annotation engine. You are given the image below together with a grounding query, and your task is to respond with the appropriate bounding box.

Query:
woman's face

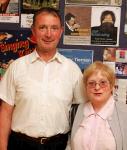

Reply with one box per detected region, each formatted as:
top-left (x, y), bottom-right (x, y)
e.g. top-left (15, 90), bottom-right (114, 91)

top-left (102, 14), bottom-right (113, 24)
top-left (86, 71), bottom-right (112, 106)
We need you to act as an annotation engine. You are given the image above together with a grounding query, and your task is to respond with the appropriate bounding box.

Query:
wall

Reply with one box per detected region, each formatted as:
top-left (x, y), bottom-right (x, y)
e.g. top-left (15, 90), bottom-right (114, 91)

top-left (0, 0), bottom-right (126, 62)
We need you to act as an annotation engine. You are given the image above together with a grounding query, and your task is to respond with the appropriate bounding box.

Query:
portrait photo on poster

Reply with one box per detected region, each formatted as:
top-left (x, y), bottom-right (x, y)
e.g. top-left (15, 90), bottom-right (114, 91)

top-left (91, 6), bottom-right (121, 46)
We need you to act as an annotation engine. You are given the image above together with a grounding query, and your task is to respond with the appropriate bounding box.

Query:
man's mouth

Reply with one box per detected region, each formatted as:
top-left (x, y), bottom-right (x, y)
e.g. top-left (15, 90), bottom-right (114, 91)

top-left (43, 40), bottom-right (53, 44)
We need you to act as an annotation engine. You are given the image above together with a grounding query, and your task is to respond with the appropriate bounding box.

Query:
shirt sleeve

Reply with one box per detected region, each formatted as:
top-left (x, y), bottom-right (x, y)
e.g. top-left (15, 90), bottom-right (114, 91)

top-left (72, 67), bottom-right (85, 104)
top-left (0, 63), bottom-right (16, 106)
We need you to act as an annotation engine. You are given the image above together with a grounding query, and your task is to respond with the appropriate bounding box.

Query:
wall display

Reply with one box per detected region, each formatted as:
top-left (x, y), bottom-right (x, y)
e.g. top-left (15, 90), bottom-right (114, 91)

top-left (65, 0), bottom-right (122, 6)
top-left (64, 5), bottom-right (91, 45)
top-left (59, 49), bottom-right (93, 72)
top-left (22, 0), bottom-right (59, 13)
top-left (103, 47), bottom-right (116, 62)
top-left (114, 78), bottom-right (127, 103)
top-left (103, 61), bottom-right (115, 73)
top-left (0, 0), bottom-right (127, 100)
top-left (91, 6), bottom-right (121, 46)
top-left (103, 47), bottom-right (127, 63)
top-left (0, 0), bottom-right (19, 23)
top-left (0, 30), bottom-right (35, 79)
top-left (21, 0), bottom-right (60, 28)
top-left (116, 48), bottom-right (127, 62)
top-left (115, 62), bottom-right (127, 77)
top-left (64, 5), bottom-right (121, 46)
top-left (124, 0), bottom-right (127, 34)
top-left (21, 13), bottom-right (34, 28)
top-left (103, 47), bottom-right (127, 78)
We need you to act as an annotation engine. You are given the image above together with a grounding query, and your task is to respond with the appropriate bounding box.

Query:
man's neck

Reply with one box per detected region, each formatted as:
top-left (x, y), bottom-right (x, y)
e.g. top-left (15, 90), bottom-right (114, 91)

top-left (37, 49), bottom-right (56, 62)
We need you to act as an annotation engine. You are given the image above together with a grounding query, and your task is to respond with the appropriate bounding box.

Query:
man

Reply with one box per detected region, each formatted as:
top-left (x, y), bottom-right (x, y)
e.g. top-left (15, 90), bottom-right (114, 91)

top-left (65, 12), bottom-right (80, 36)
top-left (91, 10), bottom-right (117, 45)
top-left (0, 7), bottom-right (84, 150)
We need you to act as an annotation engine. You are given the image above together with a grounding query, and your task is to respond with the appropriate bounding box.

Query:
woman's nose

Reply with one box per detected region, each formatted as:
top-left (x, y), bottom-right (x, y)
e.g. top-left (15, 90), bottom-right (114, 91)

top-left (95, 83), bottom-right (101, 90)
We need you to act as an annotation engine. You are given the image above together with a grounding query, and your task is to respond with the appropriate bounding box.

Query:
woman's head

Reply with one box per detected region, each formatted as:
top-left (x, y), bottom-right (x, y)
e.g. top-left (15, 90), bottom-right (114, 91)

top-left (83, 61), bottom-right (115, 88)
top-left (83, 61), bottom-right (115, 105)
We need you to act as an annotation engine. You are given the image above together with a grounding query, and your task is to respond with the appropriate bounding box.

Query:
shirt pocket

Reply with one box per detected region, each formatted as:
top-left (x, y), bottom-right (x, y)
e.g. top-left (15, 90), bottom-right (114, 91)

top-left (52, 79), bottom-right (73, 102)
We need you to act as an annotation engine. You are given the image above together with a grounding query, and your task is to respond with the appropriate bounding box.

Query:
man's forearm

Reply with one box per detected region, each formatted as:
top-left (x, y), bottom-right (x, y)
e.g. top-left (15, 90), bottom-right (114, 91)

top-left (0, 101), bottom-right (13, 150)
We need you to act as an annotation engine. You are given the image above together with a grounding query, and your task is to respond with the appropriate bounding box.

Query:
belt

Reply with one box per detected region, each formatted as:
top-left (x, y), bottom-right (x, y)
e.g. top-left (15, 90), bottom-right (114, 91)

top-left (11, 131), bottom-right (68, 145)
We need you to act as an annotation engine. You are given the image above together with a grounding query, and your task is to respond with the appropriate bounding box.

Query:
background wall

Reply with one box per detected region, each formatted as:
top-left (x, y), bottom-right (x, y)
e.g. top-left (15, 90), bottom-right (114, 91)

top-left (0, 0), bottom-right (127, 103)
top-left (0, 0), bottom-right (126, 61)
top-left (58, 0), bottom-right (127, 61)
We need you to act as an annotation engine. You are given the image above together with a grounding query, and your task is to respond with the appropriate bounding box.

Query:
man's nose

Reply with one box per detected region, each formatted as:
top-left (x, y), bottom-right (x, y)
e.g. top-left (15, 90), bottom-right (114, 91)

top-left (46, 28), bottom-right (52, 37)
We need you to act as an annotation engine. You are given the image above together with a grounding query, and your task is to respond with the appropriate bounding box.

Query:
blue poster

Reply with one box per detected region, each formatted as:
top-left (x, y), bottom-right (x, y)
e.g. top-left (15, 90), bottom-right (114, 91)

top-left (59, 49), bottom-right (93, 71)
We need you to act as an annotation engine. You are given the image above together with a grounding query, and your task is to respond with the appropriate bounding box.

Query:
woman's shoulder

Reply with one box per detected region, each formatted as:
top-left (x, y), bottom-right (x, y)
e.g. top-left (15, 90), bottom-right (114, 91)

top-left (115, 101), bottom-right (127, 109)
top-left (115, 101), bottom-right (127, 115)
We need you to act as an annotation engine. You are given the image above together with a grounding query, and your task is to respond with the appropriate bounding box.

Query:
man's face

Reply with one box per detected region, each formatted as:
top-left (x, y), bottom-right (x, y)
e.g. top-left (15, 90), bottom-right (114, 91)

top-left (68, 17), bottom-right (75, 26)
top-left (32, 12), bottom-right (63, 53)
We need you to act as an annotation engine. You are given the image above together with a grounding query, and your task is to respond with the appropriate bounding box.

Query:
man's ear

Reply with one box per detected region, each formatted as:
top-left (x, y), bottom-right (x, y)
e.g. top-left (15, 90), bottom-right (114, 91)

top-left (60, 26), bottom-right (64, 37)
top-left (30, 25), bottom-right (37, 44)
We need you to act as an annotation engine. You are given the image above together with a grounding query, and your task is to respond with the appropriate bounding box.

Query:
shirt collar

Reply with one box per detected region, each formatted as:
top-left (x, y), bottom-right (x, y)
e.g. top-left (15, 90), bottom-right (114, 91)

top-left (84, 96), bottom-right (115, 120)
top-left (29, 49), bottom-right (64, 64)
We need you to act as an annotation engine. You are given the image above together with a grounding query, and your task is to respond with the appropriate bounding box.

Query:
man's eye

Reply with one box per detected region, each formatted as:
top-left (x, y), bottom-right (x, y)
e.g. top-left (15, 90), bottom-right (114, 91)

top-left (51, 26), bottom-right (59, 30)
top-left (39, 26), bottom-right (46, 30)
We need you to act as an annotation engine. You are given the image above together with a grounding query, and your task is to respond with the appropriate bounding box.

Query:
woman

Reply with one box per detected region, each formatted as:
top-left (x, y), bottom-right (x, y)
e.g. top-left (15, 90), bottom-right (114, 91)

top-left (71, 61), bottom-right (127, 150)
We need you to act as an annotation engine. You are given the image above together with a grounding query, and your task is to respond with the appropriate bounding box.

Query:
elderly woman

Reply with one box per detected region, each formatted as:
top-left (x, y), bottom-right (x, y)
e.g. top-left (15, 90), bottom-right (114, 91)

top-left (71, 61), bottom-right (127, 150)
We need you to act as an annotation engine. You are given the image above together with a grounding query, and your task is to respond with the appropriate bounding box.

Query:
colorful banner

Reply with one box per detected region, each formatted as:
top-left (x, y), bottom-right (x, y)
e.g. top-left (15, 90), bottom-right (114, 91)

top-left (0, 30), bottom-right (36, 79)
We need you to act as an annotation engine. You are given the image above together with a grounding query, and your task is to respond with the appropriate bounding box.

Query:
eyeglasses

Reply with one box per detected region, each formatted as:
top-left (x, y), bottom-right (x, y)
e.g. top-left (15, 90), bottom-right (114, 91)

top-left (87, 80), bottom-right (109, 88)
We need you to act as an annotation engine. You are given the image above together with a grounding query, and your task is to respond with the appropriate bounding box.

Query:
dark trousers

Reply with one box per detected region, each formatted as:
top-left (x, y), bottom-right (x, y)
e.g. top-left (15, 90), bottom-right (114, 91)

top-left (8, 131), bottom-right (68, 150)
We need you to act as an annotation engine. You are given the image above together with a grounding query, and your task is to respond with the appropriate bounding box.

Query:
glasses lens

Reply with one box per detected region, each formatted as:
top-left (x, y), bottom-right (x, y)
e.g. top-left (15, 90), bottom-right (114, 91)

top-left (87, 81), bottom-right (96, 88)
top-left (99, 80), bottom-right (108, 88)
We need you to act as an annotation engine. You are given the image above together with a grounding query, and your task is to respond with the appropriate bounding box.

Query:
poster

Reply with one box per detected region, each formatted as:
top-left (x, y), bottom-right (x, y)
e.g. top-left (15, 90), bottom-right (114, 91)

top-left (0, 30), bottom-right (36, 79)
top-left (59, 49), bottom-right (93, 72)
top-left (65, 0), bottom-right (122, 6)
top-left (0, 0), bottom-right (19, 23)
top-left (114, 79), bottom-right (127, 103)
top-left (21, 0), bottom-right (60, 28)
top-left (103, 47), bottom-right (116, 62)
top-left (21, 13), bottom-right (34, 28)
top-left (64, 5), bottom-right (91, 45)
top-left (63, 5), bottom-right (121, 46)
top-left (124, 0), bottom-right (127, 35)
top-left (116, 48), bottom-right (127, 62)
top-left (91, 6), bottom-right (121, 46)
top-left (115, 62), bottom-right (127, 77)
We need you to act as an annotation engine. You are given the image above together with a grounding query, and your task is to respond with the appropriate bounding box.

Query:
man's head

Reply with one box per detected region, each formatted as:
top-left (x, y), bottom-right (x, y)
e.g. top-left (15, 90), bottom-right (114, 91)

top-left (65, 13), bottom-right (76, 26)
top-left (32, 7), bottom-right (63, 27)
top-left (31, 7), bottom-right (63, 55)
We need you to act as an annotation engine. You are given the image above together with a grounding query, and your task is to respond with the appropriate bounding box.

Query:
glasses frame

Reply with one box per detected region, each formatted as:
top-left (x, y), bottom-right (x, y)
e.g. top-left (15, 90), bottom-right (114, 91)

top-left (87, 80), bottom-right (109, 89)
